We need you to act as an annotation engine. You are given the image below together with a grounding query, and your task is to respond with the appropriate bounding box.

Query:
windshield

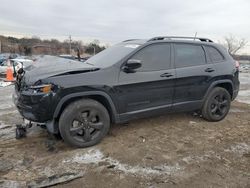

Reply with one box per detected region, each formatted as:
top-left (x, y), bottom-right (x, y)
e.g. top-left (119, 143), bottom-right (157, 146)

top-left (85, 43), bottom-right (140, 67)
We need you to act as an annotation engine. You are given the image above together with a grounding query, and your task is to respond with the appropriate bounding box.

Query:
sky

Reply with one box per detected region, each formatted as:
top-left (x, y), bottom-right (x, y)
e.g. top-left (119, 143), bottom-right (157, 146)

top-left (0, 0), bottom-right (249, 53)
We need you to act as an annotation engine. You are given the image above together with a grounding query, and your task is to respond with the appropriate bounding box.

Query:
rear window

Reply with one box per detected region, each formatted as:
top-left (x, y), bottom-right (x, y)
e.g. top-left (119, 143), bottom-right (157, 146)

top-left (175, 44), bottom-right (206, 68)
top-left (206, 46), bottom-right (224, 62)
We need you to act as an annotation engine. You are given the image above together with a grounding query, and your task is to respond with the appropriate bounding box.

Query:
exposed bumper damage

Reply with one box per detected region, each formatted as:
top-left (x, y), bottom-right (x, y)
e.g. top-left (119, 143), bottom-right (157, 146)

top-left (13, 87), bottom-right (59, 134)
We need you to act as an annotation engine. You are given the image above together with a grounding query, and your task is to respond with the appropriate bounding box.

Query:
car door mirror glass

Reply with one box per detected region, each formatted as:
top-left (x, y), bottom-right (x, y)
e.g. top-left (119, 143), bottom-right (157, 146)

top-left (122, 59), bottom-right (142, 73)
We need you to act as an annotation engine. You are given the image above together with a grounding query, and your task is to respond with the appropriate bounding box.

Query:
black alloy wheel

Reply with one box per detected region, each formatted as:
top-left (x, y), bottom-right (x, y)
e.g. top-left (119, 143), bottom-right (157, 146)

top-left (202, 87), bottom-right (231, 122)
top-left (59, 99), bottom-right (110, 147)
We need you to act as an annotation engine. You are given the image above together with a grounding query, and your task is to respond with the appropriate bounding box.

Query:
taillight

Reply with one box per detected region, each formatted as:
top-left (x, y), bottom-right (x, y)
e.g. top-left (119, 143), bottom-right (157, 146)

top-left (235, 61), bottom-right (240, 69)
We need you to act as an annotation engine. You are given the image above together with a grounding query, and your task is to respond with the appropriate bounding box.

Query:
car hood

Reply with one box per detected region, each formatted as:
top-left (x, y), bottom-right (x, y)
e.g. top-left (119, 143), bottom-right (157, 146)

top-left (23, 55), bottom-right (99, 85)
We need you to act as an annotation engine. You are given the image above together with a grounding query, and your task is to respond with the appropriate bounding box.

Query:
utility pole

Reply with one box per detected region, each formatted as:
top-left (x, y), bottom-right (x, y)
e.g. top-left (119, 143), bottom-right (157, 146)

top-left (0, 40), bottom-right (1, 53)
top-left (69, 35), bottom-right (72, 55)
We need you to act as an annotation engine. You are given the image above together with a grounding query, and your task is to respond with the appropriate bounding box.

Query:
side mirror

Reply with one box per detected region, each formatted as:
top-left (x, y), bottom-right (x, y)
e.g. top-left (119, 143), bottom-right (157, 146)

top-left (122, 59), bottom-right (142, 73)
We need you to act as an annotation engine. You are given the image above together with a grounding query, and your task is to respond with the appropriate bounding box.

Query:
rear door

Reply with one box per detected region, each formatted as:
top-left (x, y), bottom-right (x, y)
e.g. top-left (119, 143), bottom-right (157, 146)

top-left (117, 43), bottom-right (175, 115)
top-left (173, 43), bottom-right (215, 108)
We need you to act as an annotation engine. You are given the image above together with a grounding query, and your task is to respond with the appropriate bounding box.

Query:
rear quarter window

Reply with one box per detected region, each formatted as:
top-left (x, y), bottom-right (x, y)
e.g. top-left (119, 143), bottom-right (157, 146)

top-left (205, 46), bottom-right (224, 63)
top-left (175, 44), bottom-right (206, 68)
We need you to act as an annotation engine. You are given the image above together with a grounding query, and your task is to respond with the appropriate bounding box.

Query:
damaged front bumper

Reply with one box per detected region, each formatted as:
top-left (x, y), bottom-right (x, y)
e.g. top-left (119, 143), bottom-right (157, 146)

top-left (12, 89), bottom-right (59, 134)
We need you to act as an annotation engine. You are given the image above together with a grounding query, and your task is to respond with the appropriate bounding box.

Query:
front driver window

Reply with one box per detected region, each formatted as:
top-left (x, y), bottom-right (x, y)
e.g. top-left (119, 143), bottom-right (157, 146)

top-left (131, 43), bottom-right (171, 72)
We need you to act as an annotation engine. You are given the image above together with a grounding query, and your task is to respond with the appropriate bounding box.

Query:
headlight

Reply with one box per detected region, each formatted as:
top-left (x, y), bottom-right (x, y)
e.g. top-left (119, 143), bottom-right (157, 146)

top-left (29, 84), bottom-right (52, 94)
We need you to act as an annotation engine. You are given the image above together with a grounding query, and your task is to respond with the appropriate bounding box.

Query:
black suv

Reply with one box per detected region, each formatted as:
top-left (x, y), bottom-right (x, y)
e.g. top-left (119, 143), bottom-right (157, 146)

top-left (13, 36), bottom-right (240, 147)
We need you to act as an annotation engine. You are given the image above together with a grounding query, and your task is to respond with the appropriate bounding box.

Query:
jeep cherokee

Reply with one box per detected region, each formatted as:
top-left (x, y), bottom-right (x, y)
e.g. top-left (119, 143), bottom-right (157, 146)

top-left (13, 36), bottom-right (240, 147)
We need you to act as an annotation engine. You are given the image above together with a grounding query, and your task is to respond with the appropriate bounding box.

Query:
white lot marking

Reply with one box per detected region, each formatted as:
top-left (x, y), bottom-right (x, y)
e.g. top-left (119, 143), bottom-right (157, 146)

top-left (63, 149), bottom-right (183, 176)
top-left (225, 143), bottom-right (250, 156)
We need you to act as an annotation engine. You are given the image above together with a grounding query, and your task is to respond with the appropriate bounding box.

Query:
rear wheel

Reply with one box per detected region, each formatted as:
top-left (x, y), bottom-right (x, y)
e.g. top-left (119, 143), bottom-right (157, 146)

top-left (202, 87), bottom-right (231, 122)
top-left (59, 99), bottom-right (110, 147)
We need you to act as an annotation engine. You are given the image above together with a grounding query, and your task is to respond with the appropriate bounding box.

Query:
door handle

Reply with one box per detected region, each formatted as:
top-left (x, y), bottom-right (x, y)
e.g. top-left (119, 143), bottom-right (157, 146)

top-left (160, 73), bottom-right (173, 77)
top-left (205, 68), bottom-right (215, 72)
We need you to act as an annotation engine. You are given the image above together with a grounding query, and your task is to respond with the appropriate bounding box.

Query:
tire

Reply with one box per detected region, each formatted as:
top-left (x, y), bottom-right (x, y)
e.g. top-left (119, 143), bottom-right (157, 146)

top-left (59, 99), bottom-right (110, 147)
top-left (202, 87), bottom-right (231, 122)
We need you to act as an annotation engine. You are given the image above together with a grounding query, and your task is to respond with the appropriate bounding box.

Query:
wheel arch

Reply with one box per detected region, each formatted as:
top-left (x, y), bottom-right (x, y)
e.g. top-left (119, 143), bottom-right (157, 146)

top-left (53, 91), bottom-right (119, 123)
top-left (204, 80), bottom-right (234, 100)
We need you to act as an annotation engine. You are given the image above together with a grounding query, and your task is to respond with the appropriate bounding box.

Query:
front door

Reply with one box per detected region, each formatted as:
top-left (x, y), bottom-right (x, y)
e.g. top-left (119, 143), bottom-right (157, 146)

top-left (116, 43), bottom-right (175, 117)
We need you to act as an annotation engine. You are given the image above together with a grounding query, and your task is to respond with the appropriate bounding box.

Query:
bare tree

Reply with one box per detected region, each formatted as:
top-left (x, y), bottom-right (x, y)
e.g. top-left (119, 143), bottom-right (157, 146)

top-left (222, 35), bottom-right (247, 55)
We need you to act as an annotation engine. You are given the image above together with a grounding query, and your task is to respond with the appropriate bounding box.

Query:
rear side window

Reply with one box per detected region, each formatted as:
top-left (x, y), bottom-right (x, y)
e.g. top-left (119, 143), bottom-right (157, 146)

top-left (205, 46), bottom-right (224, 62)
top-left (175, 44), bottom-right (206, 68)
top-left (131, 43), bottom-right (171, 71)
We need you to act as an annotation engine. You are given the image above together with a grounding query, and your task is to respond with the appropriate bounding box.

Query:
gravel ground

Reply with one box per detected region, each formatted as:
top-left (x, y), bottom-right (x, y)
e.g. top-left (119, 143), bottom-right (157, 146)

top-left (0, 72), bottom-right (249, 188)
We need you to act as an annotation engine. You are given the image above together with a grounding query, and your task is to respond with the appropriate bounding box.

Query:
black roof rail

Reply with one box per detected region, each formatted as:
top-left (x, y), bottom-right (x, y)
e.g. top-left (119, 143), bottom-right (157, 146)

top-left (148, 36), bottom-right (213, 43)
top-left (122, 39), bottom-right (139, 42)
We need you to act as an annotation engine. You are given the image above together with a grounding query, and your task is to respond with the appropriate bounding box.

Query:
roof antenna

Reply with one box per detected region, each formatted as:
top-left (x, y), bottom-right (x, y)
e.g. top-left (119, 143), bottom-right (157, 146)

top-left (194, 32), bottom-right (197, 40)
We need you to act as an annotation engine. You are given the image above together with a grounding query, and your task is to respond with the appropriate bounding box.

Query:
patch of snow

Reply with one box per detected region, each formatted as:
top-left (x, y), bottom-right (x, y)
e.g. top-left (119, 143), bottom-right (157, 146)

top-left (63, 149), bottom-right (183, 176)
top-left (0, 180), bottom-right (26, 188)
top-left (240, 63), bottom-right (250, 73)
top-left (63, 149), bottom-right (104, 164)
top-left (236, 90), bottom-right (250, 104)
top-left (0, 121), bottom-right (16, 139)
top-left (239, 73), bottom-right (250, 83)
top-left (182, 155), bottom-right (210, 164)
top-left (181, 151), bottom-right (225, 165)
top-left (0, 81), bottom-right (13, 87)
top-left (229, 108), bottom-right (245, 113)
top-left (0, 104), bottom-right (15, 110)
top-left (225, 143), bottom-right (250, 156)
top-left (189, 121), bottom-right (197, 125)
top-left (27, 172), bottom-right (84, 188)
top-left (0, 84), bottom-right (14, 92)
top-left (106, 158), bottom-right (182, 176)
top-left (0, 109), bottom-right (18, 116)
top-left (237, 73), bottom-right (250, 104)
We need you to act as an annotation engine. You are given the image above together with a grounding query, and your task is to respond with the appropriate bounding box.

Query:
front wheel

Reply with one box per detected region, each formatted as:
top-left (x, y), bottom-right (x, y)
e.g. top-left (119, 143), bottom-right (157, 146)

top-left (202, 87), bottom-right (231, 122)
top-left (59, 99), bottom-right (110, 147)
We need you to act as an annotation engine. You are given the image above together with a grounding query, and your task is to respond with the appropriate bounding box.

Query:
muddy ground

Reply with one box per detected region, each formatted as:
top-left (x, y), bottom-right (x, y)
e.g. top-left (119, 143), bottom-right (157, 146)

top-left (0, 73), bottom-right (250, 188)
